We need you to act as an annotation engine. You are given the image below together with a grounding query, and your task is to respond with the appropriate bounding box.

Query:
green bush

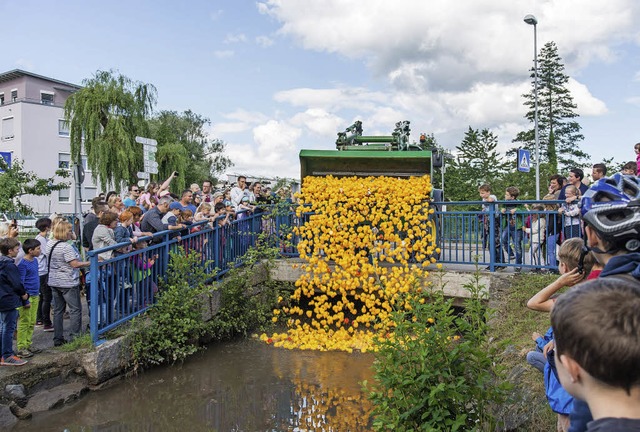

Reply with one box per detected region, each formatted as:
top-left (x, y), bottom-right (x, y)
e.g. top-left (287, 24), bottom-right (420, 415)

top-left (130, 247), bottom-right (212, 370)
top-left (367, 270), bottom-right (508, 431)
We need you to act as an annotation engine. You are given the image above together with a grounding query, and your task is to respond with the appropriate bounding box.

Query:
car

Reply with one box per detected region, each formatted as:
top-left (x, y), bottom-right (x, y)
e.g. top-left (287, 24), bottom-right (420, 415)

top-left (0, 212), bottom-right (38, 229)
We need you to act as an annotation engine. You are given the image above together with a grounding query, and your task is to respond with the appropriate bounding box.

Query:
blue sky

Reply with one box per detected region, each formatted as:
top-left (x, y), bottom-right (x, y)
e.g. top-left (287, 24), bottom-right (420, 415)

top-left (4, 0), bottom-right (639, 180)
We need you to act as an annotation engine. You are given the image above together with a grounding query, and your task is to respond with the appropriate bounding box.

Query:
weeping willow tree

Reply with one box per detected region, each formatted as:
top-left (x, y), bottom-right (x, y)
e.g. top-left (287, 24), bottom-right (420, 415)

top-left (155, 143), bottom-right (189, 192)
top-left (64, 70), bottom-right (157, 190)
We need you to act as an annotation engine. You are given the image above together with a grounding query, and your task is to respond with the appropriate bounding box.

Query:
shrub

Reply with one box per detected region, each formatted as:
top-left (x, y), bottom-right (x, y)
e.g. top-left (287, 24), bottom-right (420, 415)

top-left (367, 270), bottom-right (508, 431)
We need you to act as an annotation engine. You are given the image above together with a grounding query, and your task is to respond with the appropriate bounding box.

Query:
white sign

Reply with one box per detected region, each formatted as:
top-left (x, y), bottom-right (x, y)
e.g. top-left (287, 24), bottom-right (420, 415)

top-left (137, 171), bottom-right (150, 179)
top-left (135, 136), bottom-right (157, 146)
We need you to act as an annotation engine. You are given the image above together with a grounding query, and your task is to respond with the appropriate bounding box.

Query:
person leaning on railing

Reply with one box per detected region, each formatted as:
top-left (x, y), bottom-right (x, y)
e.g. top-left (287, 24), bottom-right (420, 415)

top-left (46, 220), bottom-right (89, 347)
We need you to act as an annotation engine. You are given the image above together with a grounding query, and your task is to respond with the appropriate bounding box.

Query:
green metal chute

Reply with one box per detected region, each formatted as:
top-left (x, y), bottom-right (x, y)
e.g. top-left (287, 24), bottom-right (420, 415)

top-left (299, 120), bottom-right (433, 179)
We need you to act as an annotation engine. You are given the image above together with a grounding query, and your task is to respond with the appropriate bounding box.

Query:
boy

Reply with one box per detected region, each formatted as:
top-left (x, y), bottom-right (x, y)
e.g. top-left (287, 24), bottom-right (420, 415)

top-left (35, 217), bottom-right (53, 331)
top-left (16, 239), bottom-right (41, 358)
top-left (500, 186), bottom-right (526, 271)
top-left (0, 238), bottom-right (29, 366)
top-left (621, 161), bottom-right (637, 176)
top-left (551, 278), bottom-right (640, 431)
top-left (478, 184), bottom-right (502, 269)
top-left (525, 238), bottom-right (597, 430)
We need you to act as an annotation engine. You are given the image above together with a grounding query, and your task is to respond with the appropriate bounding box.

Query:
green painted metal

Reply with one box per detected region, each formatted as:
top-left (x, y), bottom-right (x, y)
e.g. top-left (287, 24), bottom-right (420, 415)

top-left (299, 149), bottom-right (432, 179)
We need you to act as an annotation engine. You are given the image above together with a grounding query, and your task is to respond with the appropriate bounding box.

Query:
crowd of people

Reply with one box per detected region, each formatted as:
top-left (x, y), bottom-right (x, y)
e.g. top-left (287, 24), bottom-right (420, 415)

top-left (0, 173), bottom-right (292, 365)
top-left (478, 158), bottom-right (639, 273)
top-left (1, 154), bottom-right (640, 430)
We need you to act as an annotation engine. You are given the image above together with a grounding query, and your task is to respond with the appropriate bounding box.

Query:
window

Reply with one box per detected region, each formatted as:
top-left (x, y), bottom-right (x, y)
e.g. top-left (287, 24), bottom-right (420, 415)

top-left (2, 117), bottom-right (14, 140)
top-left (58, 188), bottom-right (70, 203)
top-left (0, 93), bottom-right (4, 105)
top-left (82, 186), bottom-right (97, 202)
top-left (58, 119), bottom-right (70, 136)
top-left (81, 155), bottom-right (88, 171)
top-left (41, 92), bottom-right (54, 105)
top-left (10, 90), bottom-right (17, 103)
top-left (58, 153), bottom-right (71, 169)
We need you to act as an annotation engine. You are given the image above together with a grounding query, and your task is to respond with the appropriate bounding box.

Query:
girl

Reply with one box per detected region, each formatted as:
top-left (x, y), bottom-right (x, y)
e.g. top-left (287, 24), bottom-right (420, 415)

top-left (558, 185), bottom-right (581, 240)
top-left (523, 204), bottom-right (546, 268)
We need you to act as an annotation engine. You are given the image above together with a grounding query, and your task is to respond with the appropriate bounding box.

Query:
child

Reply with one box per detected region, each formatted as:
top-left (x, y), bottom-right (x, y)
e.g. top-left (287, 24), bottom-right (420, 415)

top-left (478, 184), bottom-right (502, 269)
top-left (635, 142), bottom-right (640, 175)
top-left (131, 241), bottom-right (157, 308)
top-left (622, 161), bottom-right (637, 176)
top-left (0, 238), bottom-right (29, 366)
top-left (34, 218), bottom-right (53, 331)
top-left (543, 194), bottom-right (562, 270)
top-left (551, 278), bottom-right (640, 431)
top-left (500, 186), bottom-right (526, 271)
top-left (558, 185), bottom-right (581, 240)
top-left (16, 239), bottom-right (41, 358)
top-left (523, 204), bottom-right (546, 268)
top-left (525, 238), bottom-right (598, 431)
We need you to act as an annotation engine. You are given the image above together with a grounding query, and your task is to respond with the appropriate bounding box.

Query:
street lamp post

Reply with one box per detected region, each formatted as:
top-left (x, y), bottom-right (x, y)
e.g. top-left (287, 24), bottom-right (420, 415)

top-left (524, 14), bottom-right (540, 200)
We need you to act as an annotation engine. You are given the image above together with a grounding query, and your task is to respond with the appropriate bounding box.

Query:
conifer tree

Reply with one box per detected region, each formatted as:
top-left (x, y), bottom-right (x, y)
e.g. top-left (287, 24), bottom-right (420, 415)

top-left (445, 127), bottom-right (510, 201)
top-left (513, 41), bottom-right (588, 175)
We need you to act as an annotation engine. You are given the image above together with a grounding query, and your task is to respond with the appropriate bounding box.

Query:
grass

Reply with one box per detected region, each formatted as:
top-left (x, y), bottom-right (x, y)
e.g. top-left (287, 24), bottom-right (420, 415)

top-left (491, 272), bottom-right (563, 431)
top-left (56, 333), bottom-right (94, 352)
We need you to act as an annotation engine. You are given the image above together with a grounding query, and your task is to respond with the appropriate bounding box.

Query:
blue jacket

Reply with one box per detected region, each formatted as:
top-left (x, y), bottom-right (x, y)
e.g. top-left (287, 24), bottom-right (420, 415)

top-left (568, 253), bottom-right (640, 432)
top-left (0, 255), bottom-right (27, 312)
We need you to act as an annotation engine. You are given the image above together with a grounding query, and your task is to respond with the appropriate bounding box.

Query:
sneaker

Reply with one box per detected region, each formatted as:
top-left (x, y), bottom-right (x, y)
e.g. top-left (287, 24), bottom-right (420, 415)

top-left (515, 267), bottom-right (522, 273)
top-left (54, 339), bottom-right (68, 347)
top-left (28, 346), bottom-right (42, 354)
top-left (43, 325), bottom-right (54, 332)
top-left (35, 321), bottom-right (44, 327)
top-left (1, 355), bottom-right (28, 366)
top-left (495, 266), bottom-right (507, 271)
top-left (16, 349), bottom-right (33, 359)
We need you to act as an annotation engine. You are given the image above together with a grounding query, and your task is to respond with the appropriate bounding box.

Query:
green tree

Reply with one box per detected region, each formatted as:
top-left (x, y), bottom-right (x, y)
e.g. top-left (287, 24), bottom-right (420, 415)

top-left (0, 159), bottom-right (70, 215)
top-left (444, 127), bottom-right (511, 201)
top-left (513, 41), bottom-right (588, 176)
top-left (64, 70), bottom-right (157, 190)
top-left (148, 110), bottom-right (232, 189)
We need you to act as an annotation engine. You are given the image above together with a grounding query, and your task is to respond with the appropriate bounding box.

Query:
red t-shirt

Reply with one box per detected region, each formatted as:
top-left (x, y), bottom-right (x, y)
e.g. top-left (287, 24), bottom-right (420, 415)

top-left (587, 269), bottom-right (602, 280)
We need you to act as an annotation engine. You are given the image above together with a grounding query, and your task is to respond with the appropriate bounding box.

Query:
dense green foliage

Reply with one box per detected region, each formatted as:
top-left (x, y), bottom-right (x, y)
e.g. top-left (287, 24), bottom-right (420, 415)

top-left (130, 248), bottom-right (212, 370)
top-left (0, 158), bottom-right (70, 215)
top-left (368, 270), bottom-right (508, 431)
top-left (148, 110), bottom-right (233, 190)
top-left (64, 70), bottom-right (156, 190)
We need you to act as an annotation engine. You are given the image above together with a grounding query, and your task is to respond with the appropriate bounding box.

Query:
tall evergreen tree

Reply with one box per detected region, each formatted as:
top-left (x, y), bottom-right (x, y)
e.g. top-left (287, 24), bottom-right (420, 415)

top-left (445, 127), bottom-right (510, 201)
top-left (513, 41), bottom-right (588, 175)
top-left (64, 70), bottom-right (156, 190)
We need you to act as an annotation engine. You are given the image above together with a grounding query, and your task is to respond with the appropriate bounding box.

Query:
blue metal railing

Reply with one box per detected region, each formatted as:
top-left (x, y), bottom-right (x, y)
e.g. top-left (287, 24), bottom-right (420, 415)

top-left (88, 199), bottom-right (580, 344)
top-left (87, 210), bottom-right (265, 344)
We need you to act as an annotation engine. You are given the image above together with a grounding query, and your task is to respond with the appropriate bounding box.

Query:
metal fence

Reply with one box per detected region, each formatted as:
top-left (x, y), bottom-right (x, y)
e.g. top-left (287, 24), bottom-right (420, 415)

top-left (87, 210), bottom-right (265, 344)
top-left (88, 199), bottom-right (579, 343)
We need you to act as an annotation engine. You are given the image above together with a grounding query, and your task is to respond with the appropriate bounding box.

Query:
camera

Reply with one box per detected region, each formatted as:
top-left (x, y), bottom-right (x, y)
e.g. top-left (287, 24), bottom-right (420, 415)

top-left (173, 171), bottom-right (179, 177)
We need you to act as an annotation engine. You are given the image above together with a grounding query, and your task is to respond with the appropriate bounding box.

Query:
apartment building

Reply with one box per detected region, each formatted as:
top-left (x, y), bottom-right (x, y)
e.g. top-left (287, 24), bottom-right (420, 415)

top-left (0, 69), bottom-right (99, 215)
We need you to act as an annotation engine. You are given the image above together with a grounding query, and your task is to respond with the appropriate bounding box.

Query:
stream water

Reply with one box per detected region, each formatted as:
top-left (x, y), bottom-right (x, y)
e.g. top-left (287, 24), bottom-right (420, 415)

top-left (13, 339), bottom-right (375, 432)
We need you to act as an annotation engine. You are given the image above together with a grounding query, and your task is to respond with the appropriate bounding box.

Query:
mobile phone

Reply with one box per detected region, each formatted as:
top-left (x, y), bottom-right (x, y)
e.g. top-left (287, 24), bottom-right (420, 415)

top-left (173, 171), bottom-right (179, 177)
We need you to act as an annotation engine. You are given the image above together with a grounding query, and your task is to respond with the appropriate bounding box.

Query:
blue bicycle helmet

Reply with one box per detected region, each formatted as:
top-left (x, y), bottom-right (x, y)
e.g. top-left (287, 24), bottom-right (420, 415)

top-left (581, 173), bottom-right (640, 252)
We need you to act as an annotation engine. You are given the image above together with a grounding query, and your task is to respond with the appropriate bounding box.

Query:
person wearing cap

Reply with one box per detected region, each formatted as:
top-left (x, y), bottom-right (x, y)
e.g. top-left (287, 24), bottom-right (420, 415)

top-left (237, 196), bottom-right (255, 216)
top-left (161, 202), bottom-right (187, 230)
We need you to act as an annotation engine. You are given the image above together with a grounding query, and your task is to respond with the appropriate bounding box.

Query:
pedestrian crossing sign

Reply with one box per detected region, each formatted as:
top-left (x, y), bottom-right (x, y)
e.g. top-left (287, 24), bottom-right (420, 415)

top-left (518, 149), bottom-right (530, 173)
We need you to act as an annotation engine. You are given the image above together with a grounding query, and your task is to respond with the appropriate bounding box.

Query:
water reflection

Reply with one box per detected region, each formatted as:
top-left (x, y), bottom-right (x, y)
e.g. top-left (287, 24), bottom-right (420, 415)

top-left (13, 339), bottom-right (374, 432)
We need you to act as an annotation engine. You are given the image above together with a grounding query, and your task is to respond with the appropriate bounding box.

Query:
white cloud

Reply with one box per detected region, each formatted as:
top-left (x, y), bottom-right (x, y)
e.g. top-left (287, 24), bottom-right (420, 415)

top-left (256, 35), bottom-right (274, 47)
top-left (567, 78), bottom-right (608, 116)
top-left (223, 120), bottom-right (302, 177)
top-left (290, 109), bottom-right (344, 136)
top-left (213, 50), bottom-right (234, 59)
top-left (209, 9), bottom-right (223, 21)
top-left (224, 33), bottom-right (248, 44)
top-left (259, 0), bottom-right (640, 92)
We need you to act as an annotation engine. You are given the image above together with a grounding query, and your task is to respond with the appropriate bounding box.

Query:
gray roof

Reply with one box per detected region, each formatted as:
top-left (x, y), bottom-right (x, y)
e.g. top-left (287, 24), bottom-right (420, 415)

top-left (0, 69), bottom-right (81, 90)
